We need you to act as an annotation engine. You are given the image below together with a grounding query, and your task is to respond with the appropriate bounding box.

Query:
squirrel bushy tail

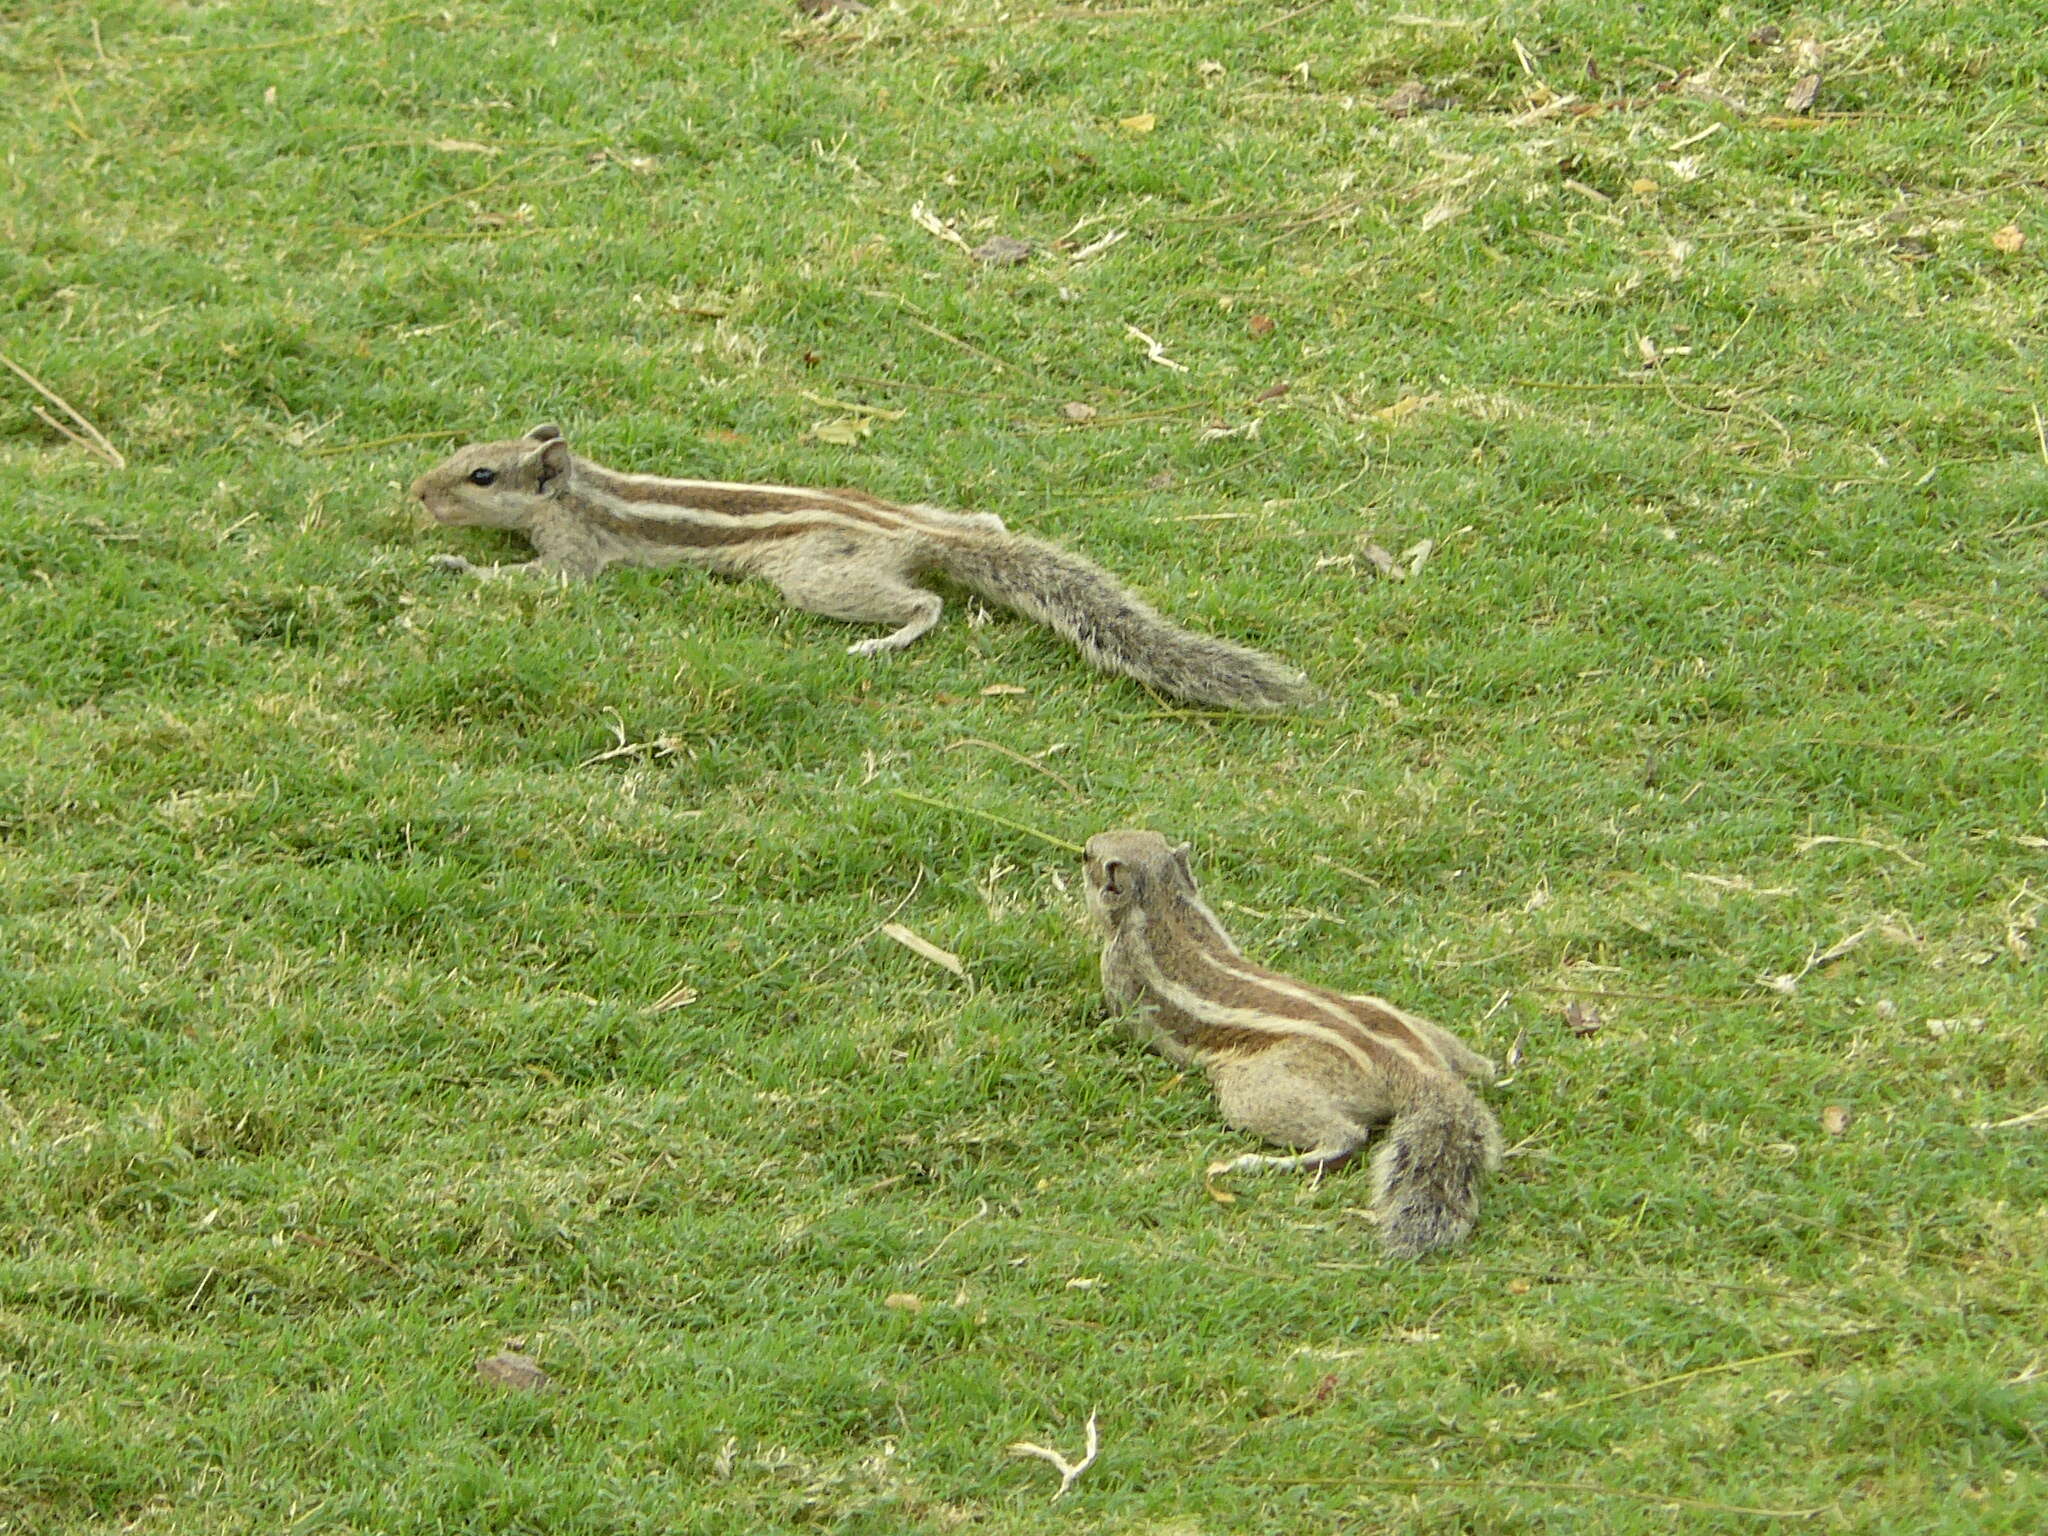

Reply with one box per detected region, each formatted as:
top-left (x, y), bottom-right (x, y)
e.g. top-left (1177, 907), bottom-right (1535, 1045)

top-left (1370, 1078), bottom-right (1503, 1258)
top-left (930, 532), bottom-right (1312, 713)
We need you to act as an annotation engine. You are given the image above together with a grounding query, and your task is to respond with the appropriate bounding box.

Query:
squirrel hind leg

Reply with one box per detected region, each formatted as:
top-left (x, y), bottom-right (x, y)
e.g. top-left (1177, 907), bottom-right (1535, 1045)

top-left (1206, 1057), bottom-right (1370, 1177)
top-left (846, 590), bottom-right (944, 655)
top-left (763, 551), bottom-right (946, 654)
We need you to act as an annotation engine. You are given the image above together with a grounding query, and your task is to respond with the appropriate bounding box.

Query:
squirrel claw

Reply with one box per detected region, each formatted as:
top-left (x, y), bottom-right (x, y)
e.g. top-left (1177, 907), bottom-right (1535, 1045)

top-left (429, 554), bottom-right (473, 575)
top-left (1201, 1162), bottom-right (1238, 1204)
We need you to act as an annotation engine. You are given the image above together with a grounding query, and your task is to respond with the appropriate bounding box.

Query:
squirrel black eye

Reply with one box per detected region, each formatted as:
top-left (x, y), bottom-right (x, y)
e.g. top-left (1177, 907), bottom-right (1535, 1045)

top-left (468, 467), bottom-right (497, 486)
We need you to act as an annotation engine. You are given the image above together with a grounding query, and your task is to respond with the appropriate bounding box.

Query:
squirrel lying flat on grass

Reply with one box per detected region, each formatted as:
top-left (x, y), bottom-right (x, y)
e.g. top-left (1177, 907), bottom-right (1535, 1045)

top-left (410, 425), bottom-right (1312, 712)
top-left (1082, 830), bottom-right (1503, 1256)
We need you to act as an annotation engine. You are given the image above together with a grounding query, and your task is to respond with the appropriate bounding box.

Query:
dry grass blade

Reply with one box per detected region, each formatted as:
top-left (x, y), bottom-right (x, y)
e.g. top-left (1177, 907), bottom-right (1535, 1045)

top-left (1794, 834), bottom-right (1926, 870)
top-left (944, 737), bottom-right (1081, 796)
top-left (1546, 1347), bottom-right (1812, 1416)
top-left (307, 429), bottom-right (463, 457)
top-left (648, 979), bottom-right (699, 1012)
top-left (910, 201), bottom-right (974, 253)
top-left (1763, 922), bottom-right (1875, 994)
top-left (885, 787), bottom-right (1082, 853)
top-left (364, 149), bottom-right (552, 240)
top-left (1975, 1103), bottom-right (2048, 1131)
top-left (880, 922), bottom-right (967, 978)
top-left (1, 349), bottom-right (125, 467)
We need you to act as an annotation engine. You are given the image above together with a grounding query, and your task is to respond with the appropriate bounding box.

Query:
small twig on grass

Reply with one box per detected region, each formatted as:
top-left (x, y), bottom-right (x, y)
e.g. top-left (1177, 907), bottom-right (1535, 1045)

top-left (797, 389), bottom-right (907, 421)
top-left (1320, 1476), bottom-right (1829, 1520)
top-left (1256, 0), bottom-right (1335, 31)
top-left (363, 150), bottom-right (552, 241)
top-left (857, 289), bottom-right (1017, 375)
top-left (1976, 1102), bottom-right (2048, 1131)
top-left (0, 349), bottom-right (124, 468)
top-left (306, 429), bottom-right (463, 457)
top-left (293, 1231), bottom-right (404, 1277)
top-left (912, 1197), bottom-right (989, 1270)
top-left (1124, 323), bottom-right (1188, 372)
top-left (2032, 402), bottom-right (2048, 471)
top-left (840, 374), bottom-right (1016, 403)
top-left (1533, 985), bottom-right (1778, 1007)
top-left (886, 787), bottom-right (1081, 854)
top-left (944, 738), bottom-right (1081, 796)
top-left (54, 59), bottom-right (92, 140)
top-left (1008, 1411), bottom-right (1099, 1501)
top-left (1076, 442), bottom-right (1287, 501)
top-left (140, 11), bottom-right (434, 63)
top-left (1544, 1346), bottom-right (1812, 1416)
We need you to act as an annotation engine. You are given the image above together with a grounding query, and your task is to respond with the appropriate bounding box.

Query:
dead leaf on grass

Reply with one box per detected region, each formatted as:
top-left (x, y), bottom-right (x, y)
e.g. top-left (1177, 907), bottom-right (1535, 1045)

top-left (1059, 402), bottom-right (1098, 422)
top-left (979, 683), bottom-right (1029, 696)
top-left (1362, 542), bottom-right (1407, 580)
top-left (881, 922), bottom-right (967, 979)
top-left (883, 1292), bottom-right (924, 1312)
top-left (1784, 73), bottom-right (1822, 113)
top-left (1992, 224), bottom-right (2026, 255)
top-left (477, 1352), bottom-right (551, 1393)
top-left (1926, 1017), bottom-right (1985, 1040)
top-left (1374, 392), bottom-right (1435, 423)
top-left (1820, 1105), bottom-right (1852, 1135)
top-left (1400, 537), bottom-right (1435, 576)
top-left (1247, 313), bottom-right (1276, 337)
top-left (1562, 999), bottom-right (1604, 1036)
top-left (1379, 81), bottom-right (1437, 117)
top-left (971, 236), bottom-right (1033, 266)
top-left (1118, 112), bottom-right (1157, 134)
top-left (806, 416), bottom-right (873, 446)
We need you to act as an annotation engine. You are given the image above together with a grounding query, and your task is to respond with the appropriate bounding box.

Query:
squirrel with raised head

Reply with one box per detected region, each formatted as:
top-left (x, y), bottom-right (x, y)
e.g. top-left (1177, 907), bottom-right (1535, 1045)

top-left (410, 425), bottom-right (1312, 713)
top-left (1082, 830), bottom-right (1503, 1256)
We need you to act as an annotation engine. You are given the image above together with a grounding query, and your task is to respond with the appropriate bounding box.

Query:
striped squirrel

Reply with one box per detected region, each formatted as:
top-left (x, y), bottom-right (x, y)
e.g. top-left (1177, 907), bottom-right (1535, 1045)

top-left (1082, 830), bottom-right (1503, 1256)
top-left (410, 425), bottom-right (1311, 712)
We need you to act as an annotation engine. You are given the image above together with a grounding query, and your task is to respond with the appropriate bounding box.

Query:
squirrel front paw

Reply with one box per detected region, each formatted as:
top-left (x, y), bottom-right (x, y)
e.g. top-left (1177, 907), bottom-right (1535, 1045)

top-left (429, 554), bottom-right (475, 576)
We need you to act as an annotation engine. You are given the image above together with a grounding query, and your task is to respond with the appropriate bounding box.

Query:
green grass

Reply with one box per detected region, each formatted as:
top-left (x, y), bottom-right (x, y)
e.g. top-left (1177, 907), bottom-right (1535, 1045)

top-left (3, 1), bottom-right (2045, 1530)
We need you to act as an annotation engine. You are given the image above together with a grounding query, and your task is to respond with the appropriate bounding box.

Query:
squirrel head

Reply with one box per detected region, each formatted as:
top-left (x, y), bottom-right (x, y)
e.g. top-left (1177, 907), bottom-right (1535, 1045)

top-left (411, 423), bottom-right (571, 528)
top-left (1082, 829), bottom-right (1197, 932)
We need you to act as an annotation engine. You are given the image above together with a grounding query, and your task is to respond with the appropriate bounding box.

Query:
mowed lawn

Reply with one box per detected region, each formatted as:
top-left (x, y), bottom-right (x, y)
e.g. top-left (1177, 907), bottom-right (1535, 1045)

top-left (3, 2), bottom-right (2045, 1531)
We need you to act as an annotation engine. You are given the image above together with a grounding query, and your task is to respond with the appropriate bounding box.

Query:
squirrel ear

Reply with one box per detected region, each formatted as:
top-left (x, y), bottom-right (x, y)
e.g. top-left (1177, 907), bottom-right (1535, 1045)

top-left (531, 436), bottom-right (570, 491)
top-left (1171, 842), bottom-right (1195, 880)
top-left (1100, 859), bottom-right (1126, 898)
top-left (526, 423), bottom-right (563, 443)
